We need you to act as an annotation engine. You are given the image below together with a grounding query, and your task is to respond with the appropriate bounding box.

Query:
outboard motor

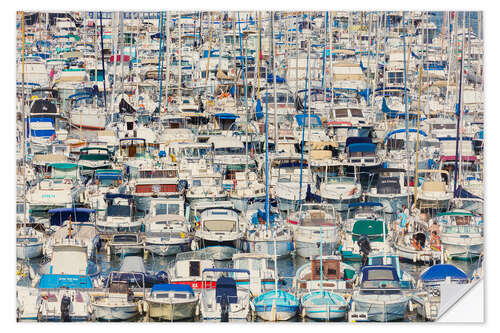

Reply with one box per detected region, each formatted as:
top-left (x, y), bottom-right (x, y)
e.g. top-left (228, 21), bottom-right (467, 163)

top-left (220, 295), bottom-right (229, 322)
top-left (60, 295), bottom-right (71, 322)
top-left (357, 235), bottom-right (372, 267)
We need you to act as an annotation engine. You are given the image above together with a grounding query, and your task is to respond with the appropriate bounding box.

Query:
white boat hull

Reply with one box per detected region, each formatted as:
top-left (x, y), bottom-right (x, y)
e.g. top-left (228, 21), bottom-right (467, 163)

top-left (92, 303), bottom-right (138, 321)
top-left (148, 300), bottom-right (198, 321)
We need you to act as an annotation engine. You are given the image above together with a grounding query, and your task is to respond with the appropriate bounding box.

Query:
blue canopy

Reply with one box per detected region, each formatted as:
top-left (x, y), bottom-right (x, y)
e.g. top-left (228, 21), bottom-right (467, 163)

top-left (266, 73), bottom-right (286, 84)
top-left (420, 264), bottom-right (468, 282)
top-left (348, 202), bottom-right (383, 208)
top-left (454, 185), bottom-right (482, 200)
top-left (384, 128), bottom-right (428, 142)
top-left (151, 283), bottom-right (194, 294)
top-left (295, 114), bottom-right (322, 127)
top-left (345, 136), bottom-right (372, 148)
top-left (104, 193), bottom-right (133, 200)
top-left (48, 208), bottom-right (95, 226)
top-left (347, 143), bottom-right (376, 153)
top-left (214, 113), bottom-right (239, 120)
top-left (216, 276), bottom-right (238, 304)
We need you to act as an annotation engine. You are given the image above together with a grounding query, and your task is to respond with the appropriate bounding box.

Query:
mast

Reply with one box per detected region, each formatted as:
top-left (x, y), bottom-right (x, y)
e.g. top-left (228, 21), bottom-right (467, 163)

top-left (298, 39), bottom-right (310, 207)
top-left (99, 12), bottom-right (107, 111)
top-left (413, 66), bottom-right (423, 207)
top-left (157, 11), bottom-right (165, 113)
top-left (21, 11), bottom-right (27, 229)
top-left (178, 12), bottom-right (182, 101)
top-left (402, 12), bottom-right (410, 204)
top-left (271, 13), bottom-right (278, 150)
top-left (453, 12), bottom-right (466, 197)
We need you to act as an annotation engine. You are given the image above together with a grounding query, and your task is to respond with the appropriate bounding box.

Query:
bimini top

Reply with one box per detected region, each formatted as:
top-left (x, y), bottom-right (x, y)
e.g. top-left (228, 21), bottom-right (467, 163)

top-left (384, 128), bottom-right (428, 142)
top-left (347, 142), bottom-right (376, 153)
top-left (420, 264), bottom-right (468, 282)
top-left (151, 283), bottom-right (194, 294)
top-left (348, 202), bottom-right (383, 208)
top-left (48, 162), bottom-right (78, 169)
top-left (295, 114), bottom-right (322, 127)
top-left (104, 193), bottom-right (133, 200)
top-left (345, 136), bottom-right (372, 147)
top-left (48, 208), bottom-right (95, 226)
top-left (361, 265), bottom-right (399, 282)
top-left (214, 113), bottom-right (239, 120)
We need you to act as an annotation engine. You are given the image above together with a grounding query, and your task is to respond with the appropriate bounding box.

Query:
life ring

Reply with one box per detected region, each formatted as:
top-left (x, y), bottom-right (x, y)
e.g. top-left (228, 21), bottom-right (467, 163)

top-left (139, 104), bottom-right (145, 109)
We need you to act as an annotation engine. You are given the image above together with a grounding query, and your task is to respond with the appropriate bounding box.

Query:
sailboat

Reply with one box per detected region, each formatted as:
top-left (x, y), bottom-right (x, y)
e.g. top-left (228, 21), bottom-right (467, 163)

top-left (251, 41), bottom-right (299, 320)
top-left (16, 26), bottom-right (44, 260)
top-left (299, 227), bottom-right (349, 321)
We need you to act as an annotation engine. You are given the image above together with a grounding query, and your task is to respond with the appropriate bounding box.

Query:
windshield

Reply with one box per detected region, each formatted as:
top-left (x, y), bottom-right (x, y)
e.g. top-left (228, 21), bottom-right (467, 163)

top-left (214, 147), bottom-right (245, 155)
top-left (107, 205), bottom-right (131, 217)
top-left (327, 177), bottom-right (356, 185)
top-left (155, 203), bottom-right (180, 215)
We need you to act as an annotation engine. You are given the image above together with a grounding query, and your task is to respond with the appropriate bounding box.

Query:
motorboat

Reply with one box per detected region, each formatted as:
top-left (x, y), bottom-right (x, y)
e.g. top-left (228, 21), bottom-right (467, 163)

top-left (200, 268), bottom-right (251, 321)
top-left (194, 207), bottom-right (244, 260)
top-left (433, 210), bottom-right (483, 260)
top-left (351, 265), bottom-right (409, 322)
top-left (289, 203), bottom-right (340, 258)
top-left (91, 272), bottom-right (140, 321)
top-left (97, 193), bottom-right (141, 233)
top-left (146, 284), bottom-right (198, 321)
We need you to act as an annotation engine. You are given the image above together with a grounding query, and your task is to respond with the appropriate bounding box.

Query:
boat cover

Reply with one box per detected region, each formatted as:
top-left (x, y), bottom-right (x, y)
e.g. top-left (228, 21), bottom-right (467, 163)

top-left (420, 264), bottom-right (468, 282)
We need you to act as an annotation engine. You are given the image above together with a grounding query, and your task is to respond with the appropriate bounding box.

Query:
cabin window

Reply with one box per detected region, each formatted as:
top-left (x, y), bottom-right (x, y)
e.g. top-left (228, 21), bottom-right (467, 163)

top-left (335, 109), bottom-right (349, 118)
top-left (350, 109), bottom-right (364, 117)
top-left (174, 293), bottom-right (187, 299)
top-left (107, 205), bottom-right (131, 217)
top-left (189, 261), bottom-right (200, 277)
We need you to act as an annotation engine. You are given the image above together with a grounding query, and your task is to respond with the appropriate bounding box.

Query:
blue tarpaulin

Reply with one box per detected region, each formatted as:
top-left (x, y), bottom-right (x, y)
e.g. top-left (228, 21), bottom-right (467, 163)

top-left (347, 143), bottom-right (376, 153)
top-left (214, 113), bottom-right (239, 120)
top-left (420, 264), bottom-right (468, 282)
top-left (295, 114), bottom-right (322, 127)
top-left (151, 283), bottom-right (194, 293)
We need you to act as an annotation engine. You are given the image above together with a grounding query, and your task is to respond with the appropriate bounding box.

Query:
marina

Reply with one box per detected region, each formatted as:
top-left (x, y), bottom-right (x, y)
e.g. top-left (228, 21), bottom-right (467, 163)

top-left (16, 10), bottom-right (484, 323)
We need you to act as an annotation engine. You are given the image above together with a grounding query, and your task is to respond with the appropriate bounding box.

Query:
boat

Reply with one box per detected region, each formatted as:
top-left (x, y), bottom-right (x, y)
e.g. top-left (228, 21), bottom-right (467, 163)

top-left (103, 256), bottom-right (168, 288)
top-left (433, 210), bottom-right (483, 260)
top-left (367, 253), bottom-right (416, 289)
top-left (290, 203), bottom-right (341, 258)
top-left (26, 162), bottom-right (84, 213)
top-left (143, 197), bottom-right (191, 256)
top-left (91, 272), bottom-right (141, 321)
top-left (365, 168), bottom-right (412, 214)
top-left (301, 290), bottom-right (348, 321)
top-left (340, 203), bottom-right (390, 261)
top-left (77, 147), bottom-right (113, 176)
top-left (232, 253), bottom-right (281, 296)
top-left (44, 208), bottom-right (99, 258)
top-left (412, 264), bottom-right (469, 321)
top-left (168, 251), bottom-right (217, 291)
top-left (146, 284), bottom-right (198, 321)
top-left (193, 207), bottom-right (244, 260)
top-left (36, 243), bottom-right (95, 321)
top-left (244, 209), bottom-right (293, 258)
top-left (108, 233), bottom-right (144, 256)
top-left (295, 255), bottom-right (357, 291)
top-left (200, 268), bottom-right (251, 321)
top-left (252, 289), bottom-right (299, 321)
top-left (16, 227), bottom-right (44, 260)
top-left (97, 193), bottom-right (141, 233)
top-left (351, 265), bottom-right (409, 322)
